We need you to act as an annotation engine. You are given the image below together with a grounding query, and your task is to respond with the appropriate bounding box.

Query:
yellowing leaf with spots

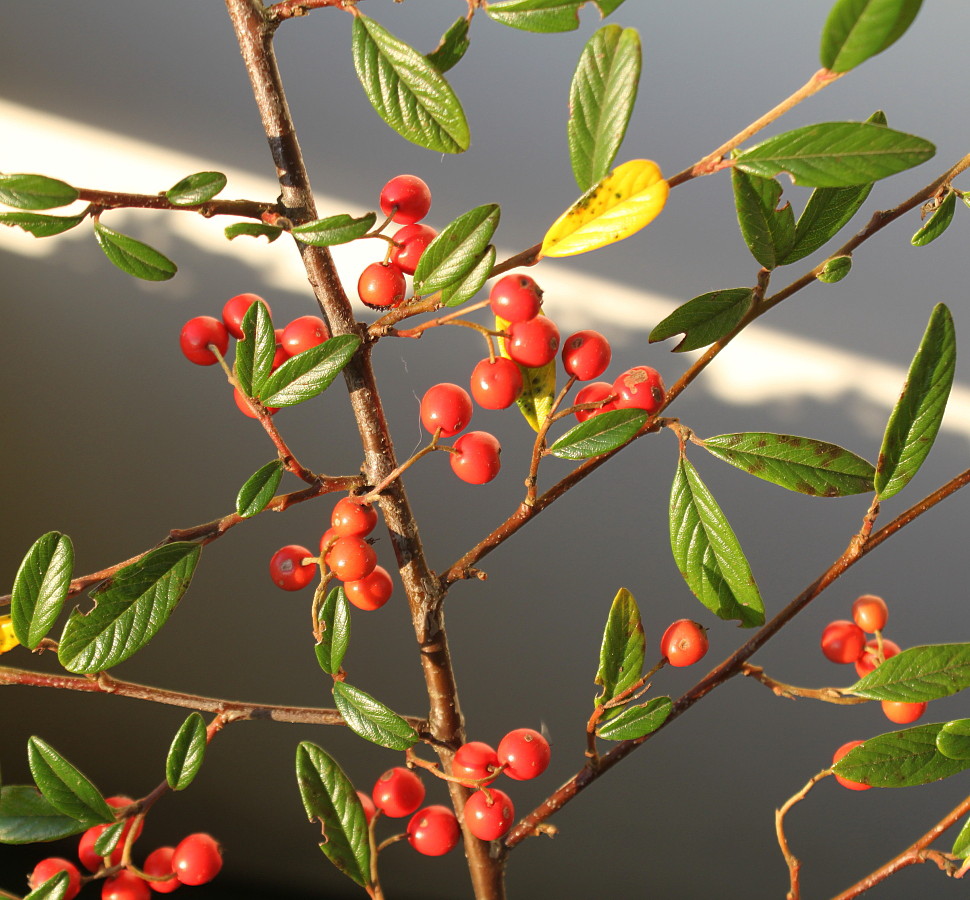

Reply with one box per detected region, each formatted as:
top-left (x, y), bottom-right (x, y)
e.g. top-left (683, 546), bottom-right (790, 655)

top-left (497, 314), bottom-right (556, 432)
top-left (541, 159), bottom-right (668, 257)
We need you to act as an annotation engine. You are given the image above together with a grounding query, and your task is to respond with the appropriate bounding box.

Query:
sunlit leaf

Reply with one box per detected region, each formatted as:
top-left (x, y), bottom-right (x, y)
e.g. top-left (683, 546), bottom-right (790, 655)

top-left (413, 204), bottom-right (500, 296)
top-left (315, 587), bottom-right (351, 676)
top-left (730, 169), bottom-right (795, 269)
top-left (166, 712), bottom-right (207, 791)
top-left (486, 0), bottom-right (627, 33)
top-left (439, 245), bottom-right (495, 308)
top-left (234, 298), bottom-right (275, 398)
top-left (260, 335), bottom-right (361, 407)
top-left (541, 159), bottom-right (668, 257)
top-left (820, 0), bottom-right (924, 73)
top-left (93, 221), bottom-right (177, 281)
top-left (291, 212), bottom-right (377, 247)
top-left (817, 255), bottom-right (852, 282)
top-left (0, 212), bottom-right (84, 238)
top-left (24, 869), bottom-right (70, 900)
top-left (332, 682), bottom-right (419, 751)
top-left (937, 720), bottom-right (970, 761)
top-left (0, 174), bottom-right (78, 210)
top-left (165, 171), bottom-right (227, 206)
top-left (224, 222), bottom-right (282, 242)
top-left (425, 16), bottom-right (470, 73)
top-left (594, 587), bottom-right (645, 708)
top-left (27, 737), bottom-right (114, 826)
top-left (596, 697), bottom-right (671, 740)
top-left (549, 409), bottom-right (646, 459)
top-left (11, 532), bottom-right (74, 649)
top-left (850, 644), bottom-right (970, 702)
top-left (236, 460), bottom-right (284, 519)
top-left (911, 190), bottom-right (956, 246)
top-left (649, 288), bottom-right (753, 353)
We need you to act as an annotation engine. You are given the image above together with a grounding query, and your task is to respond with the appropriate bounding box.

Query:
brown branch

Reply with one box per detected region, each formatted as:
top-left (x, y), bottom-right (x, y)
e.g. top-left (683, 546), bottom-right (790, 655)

top-left (266, 0), bottom-right (353, 24)
top-left (741, 663), bottom-right (867, 705)
top-left (503, 466), bottom-right (970, 849)
top-left (776, 769), bottom-right (831, 900)
top-left (76, 187), bottom-right (272, 220)
top-left (0, 664), bottom-right (425, 731)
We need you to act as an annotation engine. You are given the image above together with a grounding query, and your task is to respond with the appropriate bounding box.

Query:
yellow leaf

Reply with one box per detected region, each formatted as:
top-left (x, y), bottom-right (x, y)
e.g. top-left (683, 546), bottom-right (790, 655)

top-left (496, 313), bottom-right (556, 433)
top-left (0, 615), bottom-right (20, 654)
top-left (541, 159), bottom-right (669, 258)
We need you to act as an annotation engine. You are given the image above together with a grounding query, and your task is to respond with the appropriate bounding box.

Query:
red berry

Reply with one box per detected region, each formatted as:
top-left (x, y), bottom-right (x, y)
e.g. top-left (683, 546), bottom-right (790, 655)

top-left (358, 262), bottom-right (407, 309)
top-left (281, 315), bottom-right (330, 356)
top-left (854, 638), bottom-right (902, 678)
top-left (171, 833), bottom-right (222, 886)
top-left (233, 387), bottom-right (278, 418)
top-left (852, 594), bottom-right (888, 633)
top-left (142, 846), bottom-right (181, 894)
top-left (331, 497), bottom-right (378, 537)
top-left (380, 174), bottom-right (432, 225)
top-left (390, 224), bottom-right (437, 276)
top-left (420, 383), bottom-right (473, 437)
top-left (660, 619), bottom-right (709, 667)
top-left (343, 565), bottom-right (393, 611)
top-left (882, 700), bottom-right (927, 724)
top-left (464, 788), bottom-right (515, 841)
top-left (79, 797), bottom-right (142, 871)
top-left (820, 620), bottom-right (867, 664)
top-left (489, 275), bottom-right (543, 323)
top-left (573, 381), bottom-right (617, 422)
top-left (832, 740), bottom-right (870, 791)
top-left (179, 316), bottom-right (229, 366)
top-left (357, 791), bottom-right (377, 826)
top-left (470, 357), bottom-right (523, 410)
top-left (450, 431), bottom-right (502, 485)
top-left (372, 767), bottom-right (425, 818)
top-left (561, 330), bottom-right (612, 381)
top-left (269, 544), bottom-right (316, 591)
top-left (406, 805), bottom-right (460, 856)
top-left (497, 728), bottom-right (550, 781)
top-left (29, 858), bottom-right (81, 900)
top-left (222, 293), bottom-right (269, 340)
top-left (612, 365), bottom-right (665, 414)
top-left (102, 871), bottom-right (151, 900)
top-left (324, 536), bottom-right (377, 582)
top-left (453, 741), bottom-right (500, 783)
top-left (506, 317), bottom-right (561, 369)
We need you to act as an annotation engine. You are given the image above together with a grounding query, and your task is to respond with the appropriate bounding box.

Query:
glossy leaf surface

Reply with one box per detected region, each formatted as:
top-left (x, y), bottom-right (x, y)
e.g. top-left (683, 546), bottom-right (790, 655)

top-left (937, 719), bottom-right (970, 761)
top-left (291, 212), bottom-right (377, 247)
top-left (332, 682), bottom-right (419, 750)
top-left (165, 171), bottom-right (227, 206)
top-left (0, 212), bottom-right (84, 237)
top-left (439, 244), bottom-right (495, 307)
top-left (850, 644), bottom-right (970, 702)
top-left (314, 587), bottom-right (351, 676)
top-left (236, 460), bottom-right (284, 519)
top-left (413, 204), bottom-right (500, 295)
top-left (568, 25), bottom-right (641, 190)
top-left (425, 16), bottom-right (470, 72)
top-left (234, 298), bottom-right (274, 398)
top-left (911, 190), bottom-right (956, 246)
top-left (0, 174), bottom-right (78, 210)
top-left (58, 542), bottom-right (202, 673)
top-left (596, 697), bottom-right (672, 740)
top-left (701, 433), bottom-right (875, 496)
top-left (734, 122), bottom-right (934, 187)
top-left (0, 786), bottom-right (87, 844)
top-left (166, 712), bottom-right (207, 791)
top-left (670, 458), bottom-right (764, 627)
top-left (549, 409), bottom-right (646, 459)
top-left (731, 169), bottom-right (795, 269)
top-left (224, 222), bottom-right (282, 242)
top-left (594, 588), bottom-right (645, 709)
top-left (875, 303), bottom-right (955, 499)
top-left (649, 288), bottom-right (752, 353)
top-left (24, 870), bottom-right (70, 900)
top-left (352, 15), bottom-right (469, 153)
top-left (27, 737), bottom-right (114, 825)
top-left (11, 531), bottom-right (74, 649)
top-left (260, 335), bottom-right (361, 407)
top-left (486, 0), bottom-right (626, 32)
top-left (820, 0), bottom-right (923, 72)
top-left (296, 742), bottom-right (370, 887)
top-left (817, 255), bottom-right (853, 283)
top-left (93, 221), bottom-right (177, 281)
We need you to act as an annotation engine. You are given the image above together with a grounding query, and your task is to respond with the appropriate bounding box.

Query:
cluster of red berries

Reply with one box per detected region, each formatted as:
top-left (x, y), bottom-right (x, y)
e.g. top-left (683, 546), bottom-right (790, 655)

top-left (355, 729), bottom-right (550, 857)
top-left (357, 174), bottom-right (435, 310)
top-left (27, 797), bottom-right (221, 899)
top-left (820, 594), bottom-right (924, 725)
top-left (269, 496), bottom-right (392, 611)
top-left (419, 382), bottom-right (502, 485)
top-left (179, 292), bottom-right (331, 417)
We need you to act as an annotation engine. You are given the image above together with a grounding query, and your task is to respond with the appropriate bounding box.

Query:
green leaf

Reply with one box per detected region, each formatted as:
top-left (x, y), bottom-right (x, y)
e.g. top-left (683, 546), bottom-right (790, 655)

top-left (649, 288), bottom-right (753, 353)
top-left (331, 682), bottom-right (419, 751)
top-left (295, 742), bottom-right (370, 887)
top-left (952, 813), bottom-right (970, 858)
top-left (27, 737), bottom-right (114, 825)
top-left (820, 0), bottom-right (923, 73)
top-left (911, 190), bottom-right (956, 246)
top-left (0, 212), bottom-right (85, 238)
top-left (236, 460), bottom-right (284, 519)
top-left (0, 174), bottom-right (79, 210)
top-left (833, 723), bottom-right (970, 787)
top-left (413, 204), bottom-right (500, 296)
top-left (782, 185), bottom-right (871, 264)
top-left (224, 222), bottom-right (282, 242)
top-left (817, 255), bottom-right (852, 282)
top-left (315, 587), bottom-right (351, 676)
top-left (549, 409), bottom-right (646, 459)
top-left (486, 0), bottom-right (625, 33)
top-left (850, 644), bottom-right (970, 702)
top-left (24, 869), bottom-right (70, 900)
top-left (93, 821), bottom-right (124, 857)
top-left (594, 587), bottom-right (645, 709)
top-left (92, 221), bottom-right (177, 282)
top-left (0, 786), bottom-right (88, 844)
top-left (164, 171), bottom-right (227, 206)
top-left (352, 14), bottom-right (470, 154)
top-left (596, 697), bottom-right (672, 740)
top-left (259, 334), bottom-right (361, 407)
top-left (700, 433), bottom-right (875, 496)
top-left (166, 712), bottom-right (207, 791)
top-left (58, 542), bottom-right (202, 673)
top-left (669, 458), bottom-right (765, 627)
top-left (234, 298), bottom-right (275, 398)
top-left (439, 245), bottom-right (496, 308)
top-left (937, 720), bottom-right (970, 761)
top-left (11, 532), bottom-right (74, 649)
top-left (734, 122), bottom-right (935, 187)
top-left (875, 303), bottom-right (955, 499)
top-left (291, 212), bottom-right (377, 247)
top-left (568, 25), bottom-right (641, 190)
top-left (425, 16), bottom-right (470, 73)
top-left (730, 169), bottom-right (795, 269)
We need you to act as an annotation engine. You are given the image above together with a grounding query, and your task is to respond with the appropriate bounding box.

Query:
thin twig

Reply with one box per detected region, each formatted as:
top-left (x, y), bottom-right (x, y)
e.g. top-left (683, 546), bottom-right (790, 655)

top-left (776, 769), bottom-right (831, 900)
top-left (741, 663), bottom-right (867, 705)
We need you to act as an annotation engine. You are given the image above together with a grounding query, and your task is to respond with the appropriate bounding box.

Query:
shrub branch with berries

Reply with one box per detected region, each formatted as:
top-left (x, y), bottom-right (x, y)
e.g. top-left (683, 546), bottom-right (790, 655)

top-left (4, 1), bottom-right (970, 898)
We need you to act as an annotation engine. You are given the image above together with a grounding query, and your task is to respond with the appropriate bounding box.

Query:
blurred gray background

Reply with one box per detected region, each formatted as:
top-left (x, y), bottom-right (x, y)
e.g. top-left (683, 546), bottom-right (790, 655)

top-left (3, 2), bottom-right (970, 898)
